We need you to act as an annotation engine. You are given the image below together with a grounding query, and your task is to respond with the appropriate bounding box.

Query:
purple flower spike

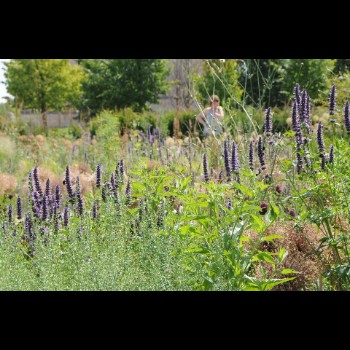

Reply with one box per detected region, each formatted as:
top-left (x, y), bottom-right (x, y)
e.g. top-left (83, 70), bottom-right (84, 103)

top-left (344, 101), bottom-right (350, 135)
top-left (329, 84), bottom-right (336, 116)
top-left (264, 107), bottom-right (272, 136)
top-left (203, 153), bottom-right (209, 183)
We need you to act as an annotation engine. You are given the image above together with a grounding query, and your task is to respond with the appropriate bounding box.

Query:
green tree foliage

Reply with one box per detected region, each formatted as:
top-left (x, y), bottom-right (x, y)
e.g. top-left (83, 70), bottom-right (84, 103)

top-left (195, 59), bottom-right (243, 109)
top-left (3, 59), bottom-right (85, 130)
top-left (238, 59), bottom-right (284, 108)
top-left (279, 59), bottom-right (336, 104)
top-left (80, 59), bottom-right (170, 115)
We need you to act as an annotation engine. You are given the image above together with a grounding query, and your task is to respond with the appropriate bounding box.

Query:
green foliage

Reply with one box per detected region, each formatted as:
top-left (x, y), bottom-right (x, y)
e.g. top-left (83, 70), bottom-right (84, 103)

top-left (239, 59), bottom-right (284, 108)
top-left (4, 59), bottom-right (85, 112)
top-left (279, 59), bottom-right (336, 104)
top-left (195, 59), bottom-right (243, 109)
top-left (80, 59), bottom-right (170, 115)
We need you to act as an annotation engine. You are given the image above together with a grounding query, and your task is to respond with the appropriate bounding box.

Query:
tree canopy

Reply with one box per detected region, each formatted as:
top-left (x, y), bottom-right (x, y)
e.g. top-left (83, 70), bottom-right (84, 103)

top-left (80, 59), bottom-right (170, 115)
top-left (4, 59), bottom-right (85, 128)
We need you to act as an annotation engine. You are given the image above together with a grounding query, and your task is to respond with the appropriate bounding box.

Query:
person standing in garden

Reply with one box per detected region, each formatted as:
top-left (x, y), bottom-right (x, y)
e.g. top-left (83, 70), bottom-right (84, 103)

top-left (196, 95), bottom-right (224, 137)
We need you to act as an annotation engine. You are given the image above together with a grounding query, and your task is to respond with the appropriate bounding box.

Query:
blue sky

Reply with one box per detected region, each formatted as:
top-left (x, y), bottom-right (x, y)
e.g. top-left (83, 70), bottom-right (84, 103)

top-left (0, 59), bottom-right (12, 103)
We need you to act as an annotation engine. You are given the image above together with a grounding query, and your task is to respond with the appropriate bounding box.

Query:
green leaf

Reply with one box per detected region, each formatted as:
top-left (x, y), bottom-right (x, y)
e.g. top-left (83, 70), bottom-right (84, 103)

top-left (252, 252), bottom-right (275, 265)
top-left (231, 182), bottom-right (254, 197)
top-left (261, 277), bottom-right (296, 290)
top-left (250, 214), bottom-right (264, 232)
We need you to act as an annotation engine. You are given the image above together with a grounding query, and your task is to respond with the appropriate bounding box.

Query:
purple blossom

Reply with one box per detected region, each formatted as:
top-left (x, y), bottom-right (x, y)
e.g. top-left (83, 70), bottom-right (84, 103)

top-left (45, 178), bottom-right (51, 197)
top-left (17, 196), bottom-right (22, 220)
top-left (65, 165), bottom-right (74, 203)
top-left (96, 163), bottom-right (102, 188)
top-left (224, 139), bottom-right (232, 182)
top-left (317, 122), bottom-right (325, 157)
top-left (344, 101), bottom-right (350, 134)
top-left (264, 107), bottom-right (272, 136)
top-left (55, 185), bottom-right (61, 209)
top-left (33, 166), bottom-right (43, 196)
top-left (8, 203), bottom-right (13, 224)
top-left (63, 205), bottom-right (69, 226)
top-left (249, 140), bottom-right (254, 171)
top-left (125, 178), bottom-right (131, 205)
top-left (329, 84), bottom-right (336, 116)
top-left (329, 144), bottom-right (334, 164)
top-left (257, 136), bottom-right (266, 170)
top-left (203, 153), bottom-right (209, 183)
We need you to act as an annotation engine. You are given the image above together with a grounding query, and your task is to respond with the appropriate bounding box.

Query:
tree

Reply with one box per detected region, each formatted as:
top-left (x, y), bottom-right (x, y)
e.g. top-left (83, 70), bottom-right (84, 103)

top-left (195, 59), bottom-right (243, 109)
top-left (3, 59), bottom-right (85, 130)
top-left (80, 59), bottom-right (170, 115)
top-left (238, 59), bottom-right (284, 108)
top-left (279, 59), bottom-right (336, 104)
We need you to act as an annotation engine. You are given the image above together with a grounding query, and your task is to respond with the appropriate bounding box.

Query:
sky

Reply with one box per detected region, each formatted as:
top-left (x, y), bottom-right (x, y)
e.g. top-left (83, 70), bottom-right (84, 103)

top-left (0, 59), bottom-right (12, 103)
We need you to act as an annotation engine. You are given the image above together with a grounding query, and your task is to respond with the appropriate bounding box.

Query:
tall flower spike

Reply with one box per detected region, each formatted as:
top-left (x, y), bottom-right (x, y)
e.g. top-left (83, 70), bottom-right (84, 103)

top-left (63, 205), bottom-right (69, 226)
top-left (300, 89), bottom-right (307, 124)
top-left (294, 83), bottom-right (301, 116)
top-left (344, 101), bottom-right (350, 134)
top-left (92, 201), bottom-right (98, 220)
top-left (96, 163), bottom-right (101, 188)
top-left (249, 140), bottom-right (254, 171)
top-left (329, 84), bottom-right (336, 116)
top-left (292, 100), bottom-right (301, 133)
top-left (77, 191), bottom-right (84, 217)
top-left (33, 166), bottom-right (43, 196)
top-left (231, 141), bottom-right (240, 183)
top-left (55, 185), bottom-right (61, 209)
top-left (264, 107), bottom-right (272, 136)
top-left (45, 178), bottom-right (51, 197)
top-left (257, 136), bottom-right (266, 170)
top-left (42, 195), bottom-right (48, 221)
top-left (203, 153), bottom-right (209, 183)
top-left (8, 203), bottom-right (13, 224)
top-left (17, 196), bottom-right (22, 220)
top-left (28, 171), bottom-right (33, 197)
top-left (65, 165), bottom-right (74, 203)
top-left (329, 144), bottom-right (334, 164)
top-left (224, 139), bottom-right (232, 182)
top-left (317, 122), bottom-right (325, 157)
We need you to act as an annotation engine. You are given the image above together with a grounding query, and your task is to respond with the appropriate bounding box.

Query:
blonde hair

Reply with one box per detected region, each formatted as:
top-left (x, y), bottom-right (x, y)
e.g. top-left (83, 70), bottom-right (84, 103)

top-left (209, 95), bottom-right (220, 104)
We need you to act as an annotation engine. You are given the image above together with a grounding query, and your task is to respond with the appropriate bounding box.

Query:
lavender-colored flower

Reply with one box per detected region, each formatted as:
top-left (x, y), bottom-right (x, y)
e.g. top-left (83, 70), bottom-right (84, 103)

top-left (317, 122), bottom-right (325, 157)
top-left (300, 89), bottom-right (307, 124)
top-left (17, 196), bottom-right (22, 220)
top-left (55, 185), bottom-right (61, 209)
top-left (224, 139), bottom-right (232, 182)
top-left (63, 205), bottom-right (69, 226)
top-left (110, 172), bottom-right (116, 191)
top-left (226, 198), bottom-right (232, 210)
top-left (96, 163), bottom-right (101, 188)
top-left (45, 178), bottom-right (51, 197)
top-left (77, 191), bottom-right (84, 217)
top-left (296, 152), bottom-right (303, 174)
top-left (264, 107), bottom-right (272, 136)
top-left (75, 177), bottom-right (81, 197)
top-left (257, 136), bottom-right (266, 170)
top-left (305, 93), bottom-right (311, 133)
top-left (231, 141), bottom-right (240, 183)
top-left (8, 203), bottom-right (13, 224)
top-left (92, 201), bottom-right (98, 220)
top-left (65, 165), bottom-right (74, 202)
top-left (117, 160), bottom-right (124, 186)
top-left (329, 84), bottom-right (336, 116)
top-left (292, 101), bottom-right (301, 134)
top-left (329, 144), bottom-right (334, 164)
top-left (25, 214), bottom-right (35, 240)
top-left (321, 153), bottom-right (326, 170)
top-left (42, 195), bottom-right (48, 221)
top-left (203, 153), bottom-right (209, 183)
top-left (344, 101), bottom-right (350, 135)
top-left (125, 178), bottom-right (131, 205)
top-left (294, 83), bottom-right (301, 116)
top-left (102, 182), bottom-right (108, 202)
top-left (249, 140), bottom-right (254, 171)
top-left (33, 166), bottom-right (43, 196)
